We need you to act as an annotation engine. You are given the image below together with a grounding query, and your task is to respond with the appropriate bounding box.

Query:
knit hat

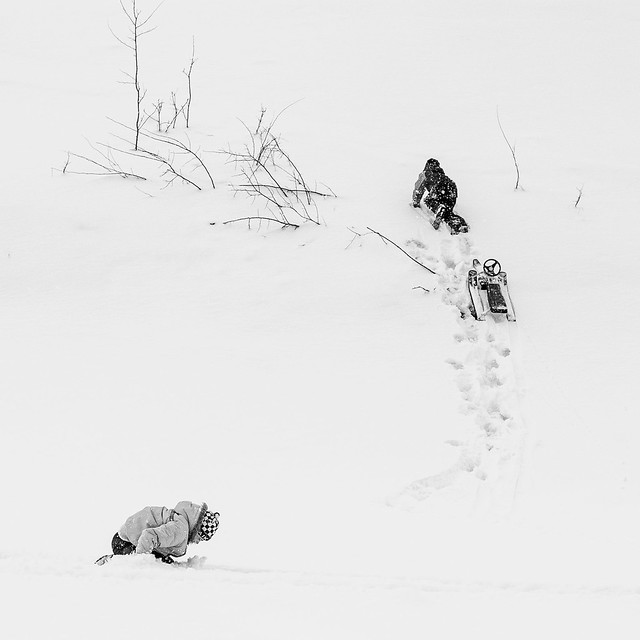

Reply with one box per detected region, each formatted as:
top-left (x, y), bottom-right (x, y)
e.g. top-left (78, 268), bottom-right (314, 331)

top-left (198, 510), bottom-right (220, 541)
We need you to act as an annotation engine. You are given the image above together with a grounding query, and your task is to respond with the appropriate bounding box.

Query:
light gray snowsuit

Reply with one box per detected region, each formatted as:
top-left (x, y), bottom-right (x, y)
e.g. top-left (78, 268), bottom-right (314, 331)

top-left (118, 500), bottom-right (208, 557)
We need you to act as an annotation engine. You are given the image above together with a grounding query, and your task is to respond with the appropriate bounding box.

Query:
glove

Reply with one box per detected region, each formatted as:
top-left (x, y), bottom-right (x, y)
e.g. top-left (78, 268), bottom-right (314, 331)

top-left (152, 549), bottom-right (174, 564)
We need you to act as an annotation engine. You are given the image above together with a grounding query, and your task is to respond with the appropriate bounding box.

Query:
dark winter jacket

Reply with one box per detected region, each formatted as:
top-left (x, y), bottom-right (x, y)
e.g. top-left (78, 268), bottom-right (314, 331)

top-left (118, 501), bottom-right (208, 558)
top-left (412, 159), bottom-right (458, 211)
top-left (412, 162), bottom-right (440, 206)
top-left (425, 172), bottom-right (458, 211)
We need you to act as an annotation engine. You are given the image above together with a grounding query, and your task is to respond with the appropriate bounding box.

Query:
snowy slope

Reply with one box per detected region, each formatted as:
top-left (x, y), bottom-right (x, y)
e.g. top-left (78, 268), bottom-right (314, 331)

top-left (1, 0), bottom-right (640, 638)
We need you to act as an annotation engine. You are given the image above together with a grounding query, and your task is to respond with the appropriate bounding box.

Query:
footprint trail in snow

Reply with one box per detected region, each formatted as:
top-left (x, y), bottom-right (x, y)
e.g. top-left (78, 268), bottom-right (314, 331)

top-left (388, 226), bottom-right (526, 516)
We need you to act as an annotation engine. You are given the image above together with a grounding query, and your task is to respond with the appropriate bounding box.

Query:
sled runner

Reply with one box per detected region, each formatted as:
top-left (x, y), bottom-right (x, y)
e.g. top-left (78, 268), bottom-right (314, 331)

top-left (467, 258), bottom-right (516, 322)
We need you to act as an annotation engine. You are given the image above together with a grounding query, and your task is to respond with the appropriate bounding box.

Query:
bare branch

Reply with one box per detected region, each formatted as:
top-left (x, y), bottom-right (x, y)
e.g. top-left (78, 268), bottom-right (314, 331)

top-left (107, 117), bottom-right (216, 188)
top-left (147, 98), bottom-right (164, 132)
top-left (109, 24), bottom-right (134, 50)
top-left (63, 151), bottom-right (146, 180)
top-left (236, 118), bottom-right (258, 159)
top-left (262, 99), bottom-right (304, 142)
top-left (271, 137), bottom-right (311, 203)
top-left (496, 107), bottom-right (521, 190)
top-left (319, 182), bottom-right (338, 198)
top-left (236, 184), bottom-right (333, 198)
top-left (118, 0), bottom-right (135, 24)
top-left (255, 107), bottom-right (266, 135)
top-left (113, 0), bottom-right (163, 150)
top-left (224, 106), bottom-right (333, 227)
top-left (364, 227), bottom-right (436, 274)
top-left (102, 137), bottom-right (202, 191)
top-left (223, 216), bottom-right (299, 229)
top-left (147, 132), bottom-right (215, 188)
top-left (168, 92), bottom-right (187, 130)
top-left (138, 0), bottom-right (166, 29)
top-left (183, 36), bottom-right (197, 128)
top-left (137, 26), bottom-right (159, 38)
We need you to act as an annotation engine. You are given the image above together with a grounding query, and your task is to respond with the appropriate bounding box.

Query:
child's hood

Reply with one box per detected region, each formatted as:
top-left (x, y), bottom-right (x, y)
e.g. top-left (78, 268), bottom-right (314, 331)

top-left (174, 501), bottom-right (208, 541)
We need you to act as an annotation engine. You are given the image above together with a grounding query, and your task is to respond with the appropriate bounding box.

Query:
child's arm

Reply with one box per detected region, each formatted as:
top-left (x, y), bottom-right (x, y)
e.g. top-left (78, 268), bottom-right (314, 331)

top-left (135, 517), bottom-right (189, 554)
top-left (412, 172), bottom-right (427, 206)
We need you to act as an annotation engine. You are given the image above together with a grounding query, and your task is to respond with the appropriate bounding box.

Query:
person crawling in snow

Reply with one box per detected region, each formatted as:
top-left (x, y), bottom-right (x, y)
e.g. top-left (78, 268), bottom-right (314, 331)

top-left (108, 500), bottom-right (219, 564)
top-left (412, 158), bottom-right (468, 234)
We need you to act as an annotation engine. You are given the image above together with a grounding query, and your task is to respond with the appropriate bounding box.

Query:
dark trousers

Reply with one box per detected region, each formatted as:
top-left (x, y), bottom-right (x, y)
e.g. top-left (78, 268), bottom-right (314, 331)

top-left (112, 532), bottom-right (135, 555)
top-left (111, 532), bottom-right (174, 563)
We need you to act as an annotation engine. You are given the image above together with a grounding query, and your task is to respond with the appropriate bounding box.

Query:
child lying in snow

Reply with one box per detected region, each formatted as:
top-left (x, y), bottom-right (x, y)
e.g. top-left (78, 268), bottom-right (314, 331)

top-left (412, 158), bottom-right (456, 211)
top-left (109, 500), bottom-right (219, 564)
top-left (411, 158), bottom-right (468, 234)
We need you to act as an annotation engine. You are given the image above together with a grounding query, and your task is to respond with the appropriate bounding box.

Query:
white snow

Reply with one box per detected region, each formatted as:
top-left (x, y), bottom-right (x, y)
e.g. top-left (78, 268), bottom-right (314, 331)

top-left (1, 0), bottom-right (640, 637)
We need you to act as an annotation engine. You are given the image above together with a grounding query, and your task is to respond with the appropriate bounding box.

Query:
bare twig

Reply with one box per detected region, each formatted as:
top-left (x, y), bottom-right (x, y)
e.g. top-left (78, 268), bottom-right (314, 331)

top-left (151, 99), bottom-right (163, 132)
top-left (496, 107), bottom-right (521, 190)
top-left (104, 137), bottom-right (202, 190)
top-left (183, 37), bottom-right (197, 128)
top-left (236, 184), bottom-right (333, 198)
top-left (270, 138), bottom-right (312, 204)
top-left (168, 92), bottom-right (187, 131)
top-left (225, 107), bottom-right (333, 227)
top-left (574, 186), bottom-right (584, 208)
top-left (222, 216), bottom-right (299, 229)
top-left (144, 131), bottom-right (215, 188)
top-left (135, 185), bottom-right (155, 197)
top-left (365, 227), bottom-right (436, 274)
top-left (319, 182), bottom-right (338, 198)
top-left (112, 1), bottom-right (163, 150)
top-left (254, 107), bottom-right (267, 135)
top-left (62, 151), bottom-right (146, 180)
top-left (107, 117), bottom-right (215, 188)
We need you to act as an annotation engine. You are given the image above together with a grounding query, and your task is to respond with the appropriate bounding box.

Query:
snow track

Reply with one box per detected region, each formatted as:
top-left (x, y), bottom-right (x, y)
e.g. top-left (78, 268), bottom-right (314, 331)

top-left (389, 219), bottom-right (527, 514)
top-left (5, 553), bottom-right (637, 640)
top-left (174, 563), bottom-right (640, 597)
top-left (3, 554), bottom-right (638, 598)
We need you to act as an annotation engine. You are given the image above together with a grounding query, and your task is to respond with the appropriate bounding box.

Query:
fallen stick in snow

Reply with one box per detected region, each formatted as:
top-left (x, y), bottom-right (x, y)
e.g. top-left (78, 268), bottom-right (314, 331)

top-left (219, 216), bottom-right (300, 229)
top-left (365, 227), bottom-right (436, 275)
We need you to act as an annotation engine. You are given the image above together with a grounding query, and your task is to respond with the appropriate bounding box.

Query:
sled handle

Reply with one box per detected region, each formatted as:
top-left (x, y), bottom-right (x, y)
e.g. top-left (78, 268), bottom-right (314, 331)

top-left (483, 258), bottom-right (501, 277)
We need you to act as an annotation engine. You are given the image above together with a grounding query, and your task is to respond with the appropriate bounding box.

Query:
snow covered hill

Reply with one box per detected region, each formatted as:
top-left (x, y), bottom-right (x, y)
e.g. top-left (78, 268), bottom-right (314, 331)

top-left (1, 1), bottom-right (639, 638)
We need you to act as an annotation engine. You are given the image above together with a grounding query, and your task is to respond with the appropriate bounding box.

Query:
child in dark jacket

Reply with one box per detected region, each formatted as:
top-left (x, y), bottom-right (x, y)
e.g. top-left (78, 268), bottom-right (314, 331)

top-left (412, 158), bottom-right (468, 234)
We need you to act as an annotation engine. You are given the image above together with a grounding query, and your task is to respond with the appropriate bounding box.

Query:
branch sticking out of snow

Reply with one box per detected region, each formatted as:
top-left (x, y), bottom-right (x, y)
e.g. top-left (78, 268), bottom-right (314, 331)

top-left (496, 107), bottom-right (521, 191)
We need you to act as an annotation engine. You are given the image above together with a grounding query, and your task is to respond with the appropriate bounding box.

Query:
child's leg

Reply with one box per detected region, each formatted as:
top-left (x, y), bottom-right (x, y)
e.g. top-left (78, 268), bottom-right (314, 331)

top-left (111, 532), bottom-right (135, 555)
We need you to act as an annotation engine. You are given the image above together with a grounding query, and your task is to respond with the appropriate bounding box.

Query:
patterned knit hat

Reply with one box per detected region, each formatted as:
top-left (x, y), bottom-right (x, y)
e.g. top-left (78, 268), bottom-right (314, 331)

top-left (198, 510), bottom-right (220, 541)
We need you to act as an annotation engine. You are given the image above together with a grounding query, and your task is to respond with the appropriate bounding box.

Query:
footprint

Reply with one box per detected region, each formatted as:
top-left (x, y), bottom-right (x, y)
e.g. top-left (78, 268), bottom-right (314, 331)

top-left (446, 358), bottom-right (465, 370)
top-left (390, 452), bottom-right (479, 503)
top-left (481, 372), bottom-right (503, 387)
top-left (485, 359), bottom-right (499, 371)
top-left (456, 374), bottom-right (473, 393)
